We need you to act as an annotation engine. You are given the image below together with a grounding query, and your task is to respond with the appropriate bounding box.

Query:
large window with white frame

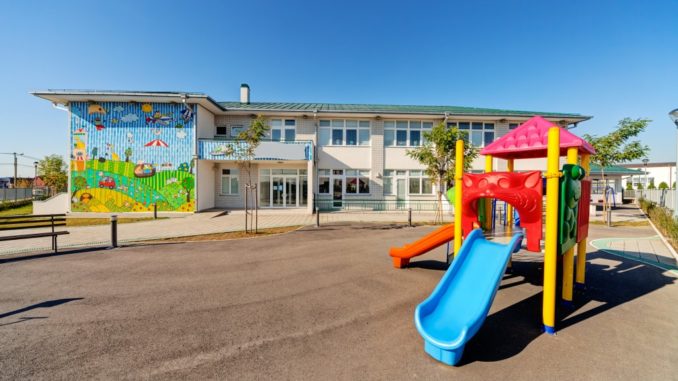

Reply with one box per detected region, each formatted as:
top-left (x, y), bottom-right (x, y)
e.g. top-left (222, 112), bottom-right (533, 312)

top-left (447, 121), bottom-right (495, 147)
top-left (221, 168), bottom-right (239, 195)
top-left (383, 170), bottom-right (434, 195)
top-left (269, 119), bottom-right (296, 142)
top-left (384, 120), bottom-right (433, 147)
top-left (317, 169), bottom-right (370, 194)
top-left (318, 119), bottom-right (370, 146)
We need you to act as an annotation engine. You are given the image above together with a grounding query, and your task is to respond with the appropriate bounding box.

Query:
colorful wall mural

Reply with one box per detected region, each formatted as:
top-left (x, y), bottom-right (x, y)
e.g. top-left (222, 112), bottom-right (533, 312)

top-left (69, 102), bottom-right (196, 213)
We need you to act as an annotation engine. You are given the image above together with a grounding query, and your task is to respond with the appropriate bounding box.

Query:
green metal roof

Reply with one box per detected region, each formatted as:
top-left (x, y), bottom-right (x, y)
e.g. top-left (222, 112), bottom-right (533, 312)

top-left (588, 164), bottom-right (645, 176)
top-left (219, 101), bottom-right (589, 119)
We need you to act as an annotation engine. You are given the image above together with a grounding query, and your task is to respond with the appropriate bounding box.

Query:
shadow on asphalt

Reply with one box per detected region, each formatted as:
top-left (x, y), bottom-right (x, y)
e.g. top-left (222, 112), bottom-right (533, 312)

top-left (0, 247), bottom-right (107, 264)
top-left (0, 298), bottom-right (83, 322)
top-left (459, 250), bottom-right (676, 365)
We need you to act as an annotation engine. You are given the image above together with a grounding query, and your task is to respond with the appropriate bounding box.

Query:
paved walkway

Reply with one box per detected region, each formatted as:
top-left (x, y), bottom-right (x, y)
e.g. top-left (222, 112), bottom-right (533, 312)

top-left (0, 210), bottom-right (452, 255)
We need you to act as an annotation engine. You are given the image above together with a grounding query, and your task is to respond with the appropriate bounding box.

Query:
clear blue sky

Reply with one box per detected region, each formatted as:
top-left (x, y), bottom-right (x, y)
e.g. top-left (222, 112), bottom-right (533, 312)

top-left (1, 0), bottom-right (676, 177)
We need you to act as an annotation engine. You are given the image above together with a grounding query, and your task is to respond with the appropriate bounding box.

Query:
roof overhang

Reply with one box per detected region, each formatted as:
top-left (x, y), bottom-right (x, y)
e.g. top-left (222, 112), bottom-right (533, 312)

top-left (31, 90), bottom-right (225, 114)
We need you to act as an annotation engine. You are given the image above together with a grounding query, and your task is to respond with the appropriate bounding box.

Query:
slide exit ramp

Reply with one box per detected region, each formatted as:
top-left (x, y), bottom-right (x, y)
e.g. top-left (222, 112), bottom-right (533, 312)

top-left (414, 229), bottom-right (523, 366)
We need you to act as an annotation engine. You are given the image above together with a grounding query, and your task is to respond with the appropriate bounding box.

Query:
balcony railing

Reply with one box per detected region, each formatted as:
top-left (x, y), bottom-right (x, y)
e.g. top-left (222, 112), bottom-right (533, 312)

top-left (198, 139), bottom-right (313, 161)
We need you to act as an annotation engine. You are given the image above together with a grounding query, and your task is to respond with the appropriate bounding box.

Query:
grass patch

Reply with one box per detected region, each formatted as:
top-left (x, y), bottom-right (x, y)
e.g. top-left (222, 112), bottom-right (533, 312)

top-left (0, 201), bottom-right (33, 216)
top-left (638, 198), bottom-right (678, 251)
top-left (142, 226), bottom-right (302, 243)
top-left (66, 217), bottom-right (167, 227)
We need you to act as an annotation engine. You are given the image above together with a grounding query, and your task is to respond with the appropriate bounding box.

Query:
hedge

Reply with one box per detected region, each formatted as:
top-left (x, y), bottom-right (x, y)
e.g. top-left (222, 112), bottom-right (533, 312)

top-left (638, 198), bottom-right (678, 249)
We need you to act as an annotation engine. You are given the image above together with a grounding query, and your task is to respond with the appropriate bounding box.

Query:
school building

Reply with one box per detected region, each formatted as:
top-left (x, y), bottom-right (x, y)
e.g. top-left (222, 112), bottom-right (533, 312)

top-left (33, 85), bottom-right (590, 214)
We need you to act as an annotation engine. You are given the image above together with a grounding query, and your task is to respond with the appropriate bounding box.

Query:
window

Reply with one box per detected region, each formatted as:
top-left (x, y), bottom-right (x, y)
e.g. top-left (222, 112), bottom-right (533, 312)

top-left (230, 125), bottom-right (244, 138)
top-left (384, 120), bottom-right (433, 147)
top-left (318, 169), bottom-right (330, 194)
top-left (269, 119), bottom-right (296, 141)
top-left (319, 119), bottom-right (370, 146)
top-left (509, 123), bottom-right (520, 130)
top-left (383, 170), bottom-right (394, 195)
top-left (408, 170), bottom-right (433, 195)
top-left (346, 170), bottom-right (370, 194)
top-left (221, 168), bottom-right (239, 195)
top-left (453, 121), bottom-right (495, 147)
top-left (216, 126), bottom-right (227, 136)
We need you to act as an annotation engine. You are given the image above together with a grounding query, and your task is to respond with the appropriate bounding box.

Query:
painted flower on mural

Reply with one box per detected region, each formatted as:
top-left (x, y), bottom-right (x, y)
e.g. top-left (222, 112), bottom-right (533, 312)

top-left (141, 103), bottom-right (153, 113)
top-left (88, 104), bottom-right (106, 115)
top-left (176, 130), bottom-right (187, 139)
top-left (120, 113), bottom-right (139, 123)
top-left (111, 118), bottom-right (119, 124)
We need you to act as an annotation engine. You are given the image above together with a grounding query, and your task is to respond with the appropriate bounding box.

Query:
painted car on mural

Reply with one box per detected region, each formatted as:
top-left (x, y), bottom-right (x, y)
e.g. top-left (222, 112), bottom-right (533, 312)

top-left (98, 176), bottom-right (116, 189)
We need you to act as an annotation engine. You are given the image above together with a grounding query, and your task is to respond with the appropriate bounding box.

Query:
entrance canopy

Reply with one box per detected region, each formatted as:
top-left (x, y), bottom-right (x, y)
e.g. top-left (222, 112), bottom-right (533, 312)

top-left (480, 116), bottom-right (595, 160)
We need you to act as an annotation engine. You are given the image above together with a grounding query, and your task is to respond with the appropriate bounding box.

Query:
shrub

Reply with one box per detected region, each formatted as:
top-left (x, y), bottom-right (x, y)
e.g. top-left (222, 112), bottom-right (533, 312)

top-left (626, 182), bottom-right (633, 190)
top-left (638, 198), bottom-right (678, 250)
top-left (659, 181), bottom-right (669, 190)
top-left (648, 180), bottom-right (656, 190)
top-left (637, 183), bottom-right (644, 190)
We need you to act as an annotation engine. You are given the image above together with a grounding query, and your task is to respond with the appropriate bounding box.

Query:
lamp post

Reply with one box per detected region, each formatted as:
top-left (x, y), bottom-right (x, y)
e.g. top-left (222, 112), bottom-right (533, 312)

top-left (669, 109), bottom-right (678, 217)
top-left (642, 158), bottom-right (649, 199)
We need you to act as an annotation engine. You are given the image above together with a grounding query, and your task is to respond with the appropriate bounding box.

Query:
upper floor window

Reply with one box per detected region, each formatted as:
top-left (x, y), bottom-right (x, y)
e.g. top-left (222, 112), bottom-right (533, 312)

top-left (269, 119), bottom-right (296, 142)
top-left (448, 121), bottom-right (494, 147)
top-left (216, 126), bottom-right (227, 136)
top-left (384, 120), bottom-right (433, 147)
top-left (319, 120), bottom-right (370, 146)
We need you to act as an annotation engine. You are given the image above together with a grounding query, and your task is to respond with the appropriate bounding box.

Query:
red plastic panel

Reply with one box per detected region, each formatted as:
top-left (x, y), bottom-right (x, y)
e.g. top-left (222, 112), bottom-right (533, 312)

top-left (461, 171), bottom-right (543, 252)
top-left (577, 180), bottom-right (591, 242)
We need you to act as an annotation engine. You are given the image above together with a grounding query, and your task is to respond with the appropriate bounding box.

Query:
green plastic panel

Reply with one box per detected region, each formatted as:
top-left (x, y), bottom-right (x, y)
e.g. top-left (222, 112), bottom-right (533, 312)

top-left (558, 164), bottom-right (585, 255)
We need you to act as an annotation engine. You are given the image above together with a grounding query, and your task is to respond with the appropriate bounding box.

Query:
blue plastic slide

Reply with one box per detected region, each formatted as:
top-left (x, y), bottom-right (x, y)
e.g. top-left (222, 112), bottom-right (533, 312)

top-left (414, 229), bottom-right (523, 366)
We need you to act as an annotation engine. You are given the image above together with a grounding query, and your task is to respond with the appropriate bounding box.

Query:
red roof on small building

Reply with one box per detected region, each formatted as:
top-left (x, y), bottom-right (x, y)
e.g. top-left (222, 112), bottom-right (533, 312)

top-left (480, 116), bottom-right (595, 159)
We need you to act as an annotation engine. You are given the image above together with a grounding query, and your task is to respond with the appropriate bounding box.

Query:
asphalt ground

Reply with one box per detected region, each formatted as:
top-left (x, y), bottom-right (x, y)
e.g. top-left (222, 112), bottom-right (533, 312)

top-left (1, 223), bottom-right (677, 380)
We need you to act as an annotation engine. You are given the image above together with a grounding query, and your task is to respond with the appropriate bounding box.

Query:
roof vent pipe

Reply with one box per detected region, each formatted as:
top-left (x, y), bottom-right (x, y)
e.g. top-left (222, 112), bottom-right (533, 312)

top-left (240, 84), bottom-right (250, 104)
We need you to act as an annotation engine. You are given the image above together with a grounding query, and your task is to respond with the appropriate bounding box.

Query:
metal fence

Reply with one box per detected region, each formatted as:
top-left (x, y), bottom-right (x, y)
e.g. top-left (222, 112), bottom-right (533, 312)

top-left (314, 199), bottom-right (442, 212)
top-left (628, 189), bottom-right (676, 210)
top-left (0, 188), bottom-right (34, 203)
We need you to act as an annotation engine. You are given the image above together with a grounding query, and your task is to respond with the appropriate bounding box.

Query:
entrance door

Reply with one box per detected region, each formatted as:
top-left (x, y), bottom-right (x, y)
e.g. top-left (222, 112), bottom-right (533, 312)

top-left (396, 178), bottom-right (407, 209)
top-left (272, 177), bottom-right (284, 207)
top-left (333, 178), bottom-right (343, 208)
top-left (285, 177), bottom-right (297, 207)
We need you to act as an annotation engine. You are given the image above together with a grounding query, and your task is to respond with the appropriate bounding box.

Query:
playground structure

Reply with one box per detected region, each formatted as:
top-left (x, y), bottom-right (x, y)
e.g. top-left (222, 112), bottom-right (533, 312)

top-left (392, 116), bottom-right (595, 366)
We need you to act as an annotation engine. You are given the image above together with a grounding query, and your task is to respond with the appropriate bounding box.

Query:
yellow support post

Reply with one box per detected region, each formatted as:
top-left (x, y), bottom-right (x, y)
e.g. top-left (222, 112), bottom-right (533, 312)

top-left (454, 140), bottom-right (464, 256)
top-left (506, 158), bottom-right (514, 270)
top-left (543, 127), bottom-right (561, 335)
top-left (576, 153), bottom-right (591, 287)
top-left (506, 159), bottom-right (514, 228)
top-left (484, 155), bottom-right (493, 230)
top-left (562, 147), bottom-right (579, 307)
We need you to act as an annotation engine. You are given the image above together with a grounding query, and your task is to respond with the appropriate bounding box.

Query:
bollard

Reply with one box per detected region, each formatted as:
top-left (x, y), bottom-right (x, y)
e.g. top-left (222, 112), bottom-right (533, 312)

top-left (606, 209), bottom-right (612, 227)
top-left (110, 215), bottom-right (118, 248)
top-left (408, 208), bottom-right (412, 227)
top-left (316, 207), bottom-right (320, 227)
top-left (153, 203), bottom-right (157, 219)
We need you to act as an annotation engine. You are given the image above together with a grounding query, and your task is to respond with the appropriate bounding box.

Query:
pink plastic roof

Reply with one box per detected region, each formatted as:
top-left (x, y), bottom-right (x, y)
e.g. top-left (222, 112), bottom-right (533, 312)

top-left (480, 116), bottom-right (595, 159)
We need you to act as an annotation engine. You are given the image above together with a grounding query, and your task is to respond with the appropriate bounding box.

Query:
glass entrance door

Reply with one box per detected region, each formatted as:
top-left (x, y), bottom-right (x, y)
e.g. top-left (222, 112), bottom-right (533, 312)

top-left (272, 177), bottom-right (285, 207)
top-left (333, 178), bottom-right (343, 208)
top-left (285, 177), bottom-right (297, 207)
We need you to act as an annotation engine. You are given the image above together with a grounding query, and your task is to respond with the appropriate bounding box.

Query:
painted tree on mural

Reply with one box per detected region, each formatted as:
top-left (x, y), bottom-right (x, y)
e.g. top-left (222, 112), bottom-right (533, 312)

top-left (72, 176), bottom-right (88, 197)
top-left (181, 177), bottom-right (194, 203)
top-left (124, 147), bottom-right (132, 162)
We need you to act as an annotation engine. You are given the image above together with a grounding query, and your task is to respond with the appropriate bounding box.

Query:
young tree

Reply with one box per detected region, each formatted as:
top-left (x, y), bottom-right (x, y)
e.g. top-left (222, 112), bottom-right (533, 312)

top-left (637, 183), bottom-right (644, 190)
top-left (583, 118), bottom-right (650, 222)
top-left (407, 122), bottom-right (478, 223)
top-left (625, 182), bottom-right (633, 191)
top-left (658, 181), bottom-right (669, 190)
top-left (38, 155), bottom-right (68, 196)
top-left (648, 179), bottom-right (656, 190)
top-left (221, 115), bottom-right (270, 231)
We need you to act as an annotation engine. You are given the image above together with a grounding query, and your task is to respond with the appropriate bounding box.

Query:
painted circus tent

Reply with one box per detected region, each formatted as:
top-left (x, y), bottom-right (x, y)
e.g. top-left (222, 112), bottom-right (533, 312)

top-left (69, 101), bottom-right (196, 212)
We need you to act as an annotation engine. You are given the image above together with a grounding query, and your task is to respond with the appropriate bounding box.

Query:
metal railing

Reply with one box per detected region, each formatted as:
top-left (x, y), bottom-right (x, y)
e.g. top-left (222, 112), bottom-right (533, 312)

top-left (314, 198), bottom-right (442, 212)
